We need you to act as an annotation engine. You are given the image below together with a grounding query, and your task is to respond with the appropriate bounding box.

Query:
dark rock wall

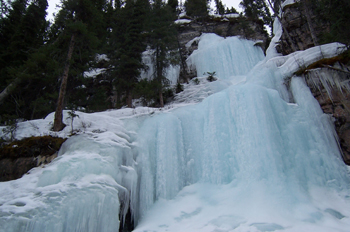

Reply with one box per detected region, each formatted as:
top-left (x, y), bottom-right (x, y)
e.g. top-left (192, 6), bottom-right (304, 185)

top-left (277, 2), bottom-right (329, 55)
top-left (0, 136), bottom-right (66, 181)
top-left (278, 2), bottom-right (350, 164)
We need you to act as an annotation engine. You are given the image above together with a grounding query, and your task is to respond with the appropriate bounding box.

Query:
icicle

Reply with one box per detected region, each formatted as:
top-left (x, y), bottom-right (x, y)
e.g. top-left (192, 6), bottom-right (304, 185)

top-left (305, 67), bottom-right (350, 102)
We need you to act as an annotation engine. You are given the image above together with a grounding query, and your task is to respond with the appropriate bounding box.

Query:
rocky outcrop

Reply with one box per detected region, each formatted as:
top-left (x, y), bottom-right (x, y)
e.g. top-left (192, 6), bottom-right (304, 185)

top-left (0, 136), bottom-right (66, 181)
top-left (277, 2), bottom-right (329, 55)
top-left (278, 1), bottom-right (350, 165)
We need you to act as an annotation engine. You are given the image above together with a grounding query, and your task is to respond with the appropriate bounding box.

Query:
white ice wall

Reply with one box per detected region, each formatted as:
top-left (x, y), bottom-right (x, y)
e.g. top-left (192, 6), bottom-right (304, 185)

top-left (134, 34), bottom-right (350, 231)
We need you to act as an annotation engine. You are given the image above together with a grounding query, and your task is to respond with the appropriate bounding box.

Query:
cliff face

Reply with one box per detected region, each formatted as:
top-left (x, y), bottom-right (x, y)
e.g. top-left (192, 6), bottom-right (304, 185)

top-left (278, 2), bottom-right (350, 164)
top-left (0, 136), bottom-right (66, 181)
top-left (277, 2), bottom-right (328, 55)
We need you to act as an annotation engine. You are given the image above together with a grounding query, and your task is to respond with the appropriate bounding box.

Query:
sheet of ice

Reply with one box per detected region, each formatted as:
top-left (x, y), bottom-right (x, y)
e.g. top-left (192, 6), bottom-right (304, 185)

top-left (0, 134), bottom-right (135, 232)
top-left (133, 34), bottom-right (350, 231)
top-left (187, 33), bottom-right (265, 80)
top-left (265, 18), bottom-right (283, 60)
top-left (0, 109), bottom-right (143, 232)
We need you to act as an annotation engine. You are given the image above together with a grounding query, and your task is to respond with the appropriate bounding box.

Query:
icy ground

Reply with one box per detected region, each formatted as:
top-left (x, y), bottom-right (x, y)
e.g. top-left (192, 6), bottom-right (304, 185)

top-left (1, 22), bottom-right (350, 232)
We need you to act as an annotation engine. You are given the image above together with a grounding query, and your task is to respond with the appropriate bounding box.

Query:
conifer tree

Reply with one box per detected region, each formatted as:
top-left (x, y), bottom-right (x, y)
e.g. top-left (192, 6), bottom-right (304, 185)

top-left (240, 0), bottom-right (272, 27)
top-left (225, 7), bottom-right (238, 14)
top-left (167, 0), bottom-right (178, 19)
top-left (108, 0), bottom-right (149, 108)
top-left (184, 0), bottom-right (208, 17)
top-left (52, 0), bottom-right (108, 131)
top-left (0, 0), bottom-right (27, 87)
top-left (148, 0), bottom-right (178, 107)
top-left (314, 0), bottom-right (350, 46)
top-left (0, 0), bottom-right (49, 123)
top-left (215, 0), bottom-right (225, 15)
top-left (0, 0), bottom-right (10, 19)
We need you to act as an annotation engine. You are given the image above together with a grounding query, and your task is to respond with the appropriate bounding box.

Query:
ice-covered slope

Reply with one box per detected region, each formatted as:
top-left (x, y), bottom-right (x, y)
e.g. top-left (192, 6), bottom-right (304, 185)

top-left (132, 33), bottom-right (350, 231)
top-left (1, 26), bottom-right (350, 232)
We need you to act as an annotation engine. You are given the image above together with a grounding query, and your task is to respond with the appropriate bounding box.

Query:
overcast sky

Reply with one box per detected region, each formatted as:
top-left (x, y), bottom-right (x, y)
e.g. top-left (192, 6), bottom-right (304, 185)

top-left (47, 0), bottom-right (243, 21)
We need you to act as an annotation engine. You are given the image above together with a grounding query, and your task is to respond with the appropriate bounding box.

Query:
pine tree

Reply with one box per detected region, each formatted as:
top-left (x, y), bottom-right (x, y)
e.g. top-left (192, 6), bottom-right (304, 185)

top-left (167, 0), bottom-right (178, 19)
top-left (215, 0), bottom-right (225, 15)
top-left (225, 7), bottom-right (238, 14)
top-left (107, 0), bottom-right (149, 108)
top-left (52, 0), bottom-right (108, 131)
top-left (0, 0), bottom-right (10, 19)
top-left (315, 0), bottom-right (350, 46)
top-left (0, 0), bottom-right (27, 87)
top-left (0, 0), bottom-right (49, 123)
top-left (148, 0), bottom-right (178, 107)
top-left (184, 0), bottom-right (208, 17)
top-left (240, 0), bottom-right (272, 27)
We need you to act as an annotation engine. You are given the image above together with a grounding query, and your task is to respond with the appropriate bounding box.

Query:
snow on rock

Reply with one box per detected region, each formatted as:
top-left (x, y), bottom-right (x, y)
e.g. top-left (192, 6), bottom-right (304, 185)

top-left (174, 19), bottom-right (191, 24)
top-left (282, 0), bottom-right (300, 8)
top-left (223, 13), bottom-right (240, 18)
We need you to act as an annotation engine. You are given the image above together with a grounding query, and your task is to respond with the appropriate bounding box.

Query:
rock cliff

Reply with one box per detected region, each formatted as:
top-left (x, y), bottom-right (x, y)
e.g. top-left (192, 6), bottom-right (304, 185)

top-left (278, 2), bottom-right (350, 164)
top-left (0, 136), bottom-right (66, 181)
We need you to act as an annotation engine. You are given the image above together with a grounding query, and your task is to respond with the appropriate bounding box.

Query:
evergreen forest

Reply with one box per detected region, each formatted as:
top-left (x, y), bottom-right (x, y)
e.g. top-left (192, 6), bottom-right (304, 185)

top-left (0, 0), bottom-right (349, 131)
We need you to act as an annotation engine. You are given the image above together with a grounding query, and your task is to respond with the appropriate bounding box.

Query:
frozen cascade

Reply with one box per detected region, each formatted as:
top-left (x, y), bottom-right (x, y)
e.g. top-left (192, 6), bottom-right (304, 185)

top-left (0, 112), bottom-right (139, 232)
top-left (1, 29), bottom-right (350, 232)
top-left (187, 33), bottom-right (265, 79)
top-left (134, 34), bottom-right (350, 231)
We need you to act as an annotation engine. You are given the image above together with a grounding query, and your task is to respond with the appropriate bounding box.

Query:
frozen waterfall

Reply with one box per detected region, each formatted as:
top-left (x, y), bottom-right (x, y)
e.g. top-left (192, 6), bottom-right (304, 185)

top-left (1, 30), bottom-right (350, 232)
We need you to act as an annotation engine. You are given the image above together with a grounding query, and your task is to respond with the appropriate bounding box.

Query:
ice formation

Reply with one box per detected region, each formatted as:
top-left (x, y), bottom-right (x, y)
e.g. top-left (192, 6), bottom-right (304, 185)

top-left (1, 24), bottom-right (350, 232)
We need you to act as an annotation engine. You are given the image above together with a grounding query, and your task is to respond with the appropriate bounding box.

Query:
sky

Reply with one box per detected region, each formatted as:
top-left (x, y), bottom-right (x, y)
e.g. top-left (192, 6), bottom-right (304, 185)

top-left (46, 0), bottom-right (242, 21)
top-left (221, 0), bottom-right (241, 11)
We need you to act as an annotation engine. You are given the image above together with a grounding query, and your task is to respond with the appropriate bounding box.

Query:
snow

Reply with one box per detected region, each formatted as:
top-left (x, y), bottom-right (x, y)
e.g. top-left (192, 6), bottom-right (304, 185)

top-left (1, 29), bottom-right (350, 232)
top-left (174, 19), bottom-right (191, 24)
top-left (83, 68), bottom-right (106, 78)
top-left (281, 0), bottom-right (300, 9)
top-left (224, 13), bottom-right (240, 18)
top-left (211, 13), bottom-right (240, 19)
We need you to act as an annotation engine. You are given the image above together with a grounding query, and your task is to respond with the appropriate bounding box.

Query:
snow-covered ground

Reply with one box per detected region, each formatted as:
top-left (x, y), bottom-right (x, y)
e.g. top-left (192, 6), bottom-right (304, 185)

top-left (1, 19), bottom-right (350, 232)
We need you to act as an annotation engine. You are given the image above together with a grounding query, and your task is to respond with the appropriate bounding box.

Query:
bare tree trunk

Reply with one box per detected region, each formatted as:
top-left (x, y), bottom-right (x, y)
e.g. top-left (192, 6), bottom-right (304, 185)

top-left (126, 89), bottom-right (133, 108)
top-left (302, 0), bottom-right (319, 46)
top-left (0, 78), bottom-right (20, 104)
top-left (53, 33), bottom-right (76, 131)
top-left (155, 46), bottom-right (164, 108)
top-left (176, 33), bottom-right (189, 84)
top-left (159, 87), bottom-right (164, 108)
